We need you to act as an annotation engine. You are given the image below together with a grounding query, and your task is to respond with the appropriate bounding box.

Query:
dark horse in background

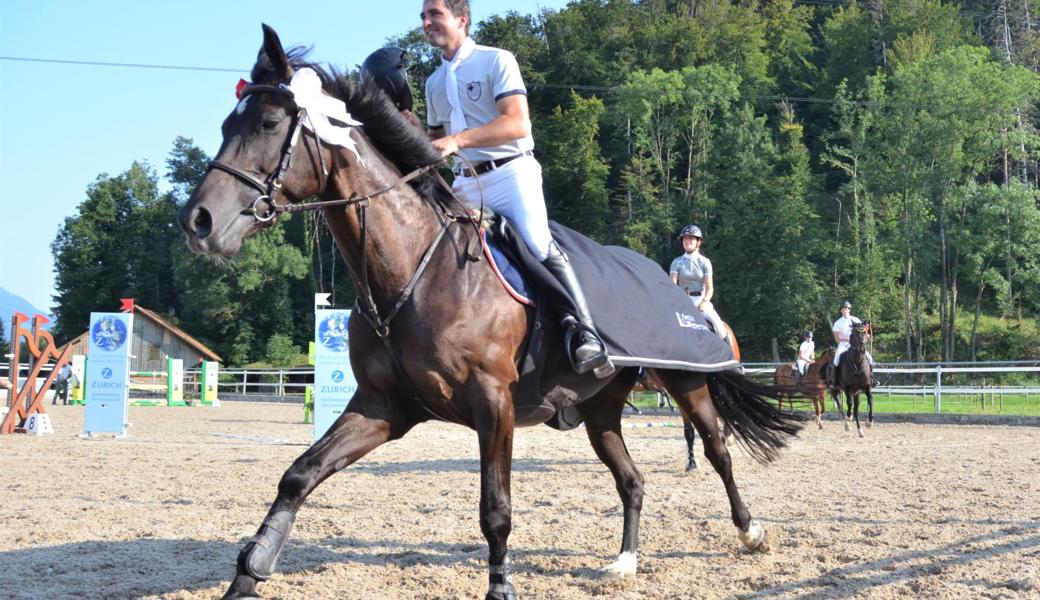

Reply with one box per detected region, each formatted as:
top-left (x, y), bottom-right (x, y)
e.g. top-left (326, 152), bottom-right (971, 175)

top-left (635, 327), bottom-right (742, 474)
top-left (830, 322), bottom-right (874, 437)
top-left (773, 349), bottom-right (833, 430)
top-left (178, 26), bottom-right (804, 600)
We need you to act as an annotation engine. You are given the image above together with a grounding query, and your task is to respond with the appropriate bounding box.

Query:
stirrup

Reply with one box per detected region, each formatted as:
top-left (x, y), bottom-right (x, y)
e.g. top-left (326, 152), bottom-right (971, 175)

top-left (563, 322), bottom-right (614, 378)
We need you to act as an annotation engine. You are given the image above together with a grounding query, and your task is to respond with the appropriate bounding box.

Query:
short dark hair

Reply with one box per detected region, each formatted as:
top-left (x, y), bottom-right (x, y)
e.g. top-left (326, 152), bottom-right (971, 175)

top-left (444, 0), bottom-right (471, 34)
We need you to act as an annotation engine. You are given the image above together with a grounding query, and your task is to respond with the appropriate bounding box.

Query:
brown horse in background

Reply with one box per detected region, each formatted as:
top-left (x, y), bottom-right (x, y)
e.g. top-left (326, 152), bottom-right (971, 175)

top-left (773, 349), bottom-right (833, 430)
top-left (177, 26), bottom-right (804, 600)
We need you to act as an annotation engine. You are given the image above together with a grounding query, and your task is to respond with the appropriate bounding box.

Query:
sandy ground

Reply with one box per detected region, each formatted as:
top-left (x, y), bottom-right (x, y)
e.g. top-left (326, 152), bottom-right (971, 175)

top-left (0, 402), bottom-right (1037, 600)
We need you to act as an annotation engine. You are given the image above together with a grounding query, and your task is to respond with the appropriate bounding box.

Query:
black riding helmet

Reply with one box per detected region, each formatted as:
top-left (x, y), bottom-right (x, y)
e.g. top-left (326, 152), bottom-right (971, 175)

top-left (360, 47), bottom-right (413, 112)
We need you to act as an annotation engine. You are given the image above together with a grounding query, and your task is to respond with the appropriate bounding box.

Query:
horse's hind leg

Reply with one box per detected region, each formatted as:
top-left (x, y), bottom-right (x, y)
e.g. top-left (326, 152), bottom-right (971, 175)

top-left (223, 394), bottom-right (418, 600)
top-left (832, 388), bottom-right (850, 432)
top-left (683, 416), bottom-right (698, 473)
top-left (577, 375), bottom-right (645, 578)
top-left (655, 370), bottom-right (764, 551)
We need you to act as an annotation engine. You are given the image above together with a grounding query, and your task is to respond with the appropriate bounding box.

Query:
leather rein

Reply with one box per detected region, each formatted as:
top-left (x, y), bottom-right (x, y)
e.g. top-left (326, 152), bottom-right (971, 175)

top-left (206, 82), bottom-right (482, 340)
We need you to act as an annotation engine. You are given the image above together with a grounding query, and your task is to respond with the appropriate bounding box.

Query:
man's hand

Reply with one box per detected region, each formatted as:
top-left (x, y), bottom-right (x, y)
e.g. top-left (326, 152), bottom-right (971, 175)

top-left (431, 134), bottom-right (460, 157)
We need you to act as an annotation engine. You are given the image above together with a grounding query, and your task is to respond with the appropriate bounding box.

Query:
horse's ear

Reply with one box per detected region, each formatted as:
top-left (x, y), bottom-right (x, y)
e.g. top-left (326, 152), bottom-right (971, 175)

top-left (257, 23), bottom-right (293, 82)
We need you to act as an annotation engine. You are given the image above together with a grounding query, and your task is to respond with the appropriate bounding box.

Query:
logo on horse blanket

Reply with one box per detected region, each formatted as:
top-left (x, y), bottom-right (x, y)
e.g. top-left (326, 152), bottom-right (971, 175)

top-left (675, 312), bottom-right (710, 330)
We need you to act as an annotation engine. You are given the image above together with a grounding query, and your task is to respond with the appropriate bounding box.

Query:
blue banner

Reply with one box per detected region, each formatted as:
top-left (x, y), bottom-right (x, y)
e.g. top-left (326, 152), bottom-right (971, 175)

top-left (313, 309), bottom-right (356, 441)
top-left (83, 312), bottom-right (132, 435)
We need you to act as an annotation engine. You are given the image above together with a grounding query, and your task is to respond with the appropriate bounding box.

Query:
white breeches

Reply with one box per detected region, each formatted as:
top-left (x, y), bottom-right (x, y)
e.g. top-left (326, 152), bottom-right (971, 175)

top-left (452, 155), bottom-right (553, 261)
top-left (834, 342), bottom-right (873, 366)
top-left (690, 297), bottom-right (727, 339)
top-left (796, 358), bottom-right (811, 375)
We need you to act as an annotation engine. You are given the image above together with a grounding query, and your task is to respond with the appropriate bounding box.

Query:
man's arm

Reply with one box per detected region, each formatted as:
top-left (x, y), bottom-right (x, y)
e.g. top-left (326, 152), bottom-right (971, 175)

top-left (430, 94), bottom-right (530, 156)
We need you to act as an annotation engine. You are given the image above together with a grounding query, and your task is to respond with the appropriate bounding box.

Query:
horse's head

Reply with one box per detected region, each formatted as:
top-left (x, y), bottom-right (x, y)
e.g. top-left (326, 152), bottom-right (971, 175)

top-left (178, 24), bottom-right (445, 259)
top-left (178, 25), bottom-right (336, 257)
top-left (850, 321), bottom-right (870, 349)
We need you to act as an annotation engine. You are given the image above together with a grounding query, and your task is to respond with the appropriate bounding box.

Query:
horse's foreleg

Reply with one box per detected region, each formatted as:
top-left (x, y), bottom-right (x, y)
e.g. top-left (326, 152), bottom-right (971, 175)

top-left (661, 373), bottom-right (764, 552)
top-left (814, 392), bottom-right (824, 430)
top-left (473, 391), bottom-right (517, 600)
top-left (683, 417), bottom-right (698, 473)
top-left (852, 392), bottom-right (864, 437)
top-left (223, 396), bottom-right (416, 600)
top-left (866, 388), bottom-right (875, 429)
top-left (578, 377), bottom-right (644, 578)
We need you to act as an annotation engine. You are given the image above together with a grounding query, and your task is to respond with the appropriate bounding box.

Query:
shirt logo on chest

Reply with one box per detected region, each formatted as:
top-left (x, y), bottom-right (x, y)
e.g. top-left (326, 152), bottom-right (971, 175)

top-left (466, 81), bottom-right (482, 101)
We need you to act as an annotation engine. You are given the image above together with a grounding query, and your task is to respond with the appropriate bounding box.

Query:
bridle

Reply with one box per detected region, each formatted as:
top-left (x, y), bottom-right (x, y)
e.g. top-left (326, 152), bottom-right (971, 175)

top-left (205, 80), bottom-right (483, 340)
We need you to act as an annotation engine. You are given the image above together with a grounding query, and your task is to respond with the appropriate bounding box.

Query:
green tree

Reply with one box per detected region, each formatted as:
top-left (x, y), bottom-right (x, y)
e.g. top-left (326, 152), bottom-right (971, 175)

top-left (539, 92), bottom-right (610, 239)
top-left (51, 162), bottom-right (179, 341)
top-left (265, 333), bottom-right (302, 367)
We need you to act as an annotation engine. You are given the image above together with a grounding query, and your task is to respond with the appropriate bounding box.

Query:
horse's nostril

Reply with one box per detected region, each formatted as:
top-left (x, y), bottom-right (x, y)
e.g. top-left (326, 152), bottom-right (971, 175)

top-left (194, 207), bottom-right (213, 239)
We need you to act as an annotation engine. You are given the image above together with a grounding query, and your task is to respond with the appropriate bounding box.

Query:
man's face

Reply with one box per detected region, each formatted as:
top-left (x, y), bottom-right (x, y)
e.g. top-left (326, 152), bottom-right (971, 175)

top-left (841, 307), bottom-right (851, 317)
top-left (421, 0), bottom-right (467, 50)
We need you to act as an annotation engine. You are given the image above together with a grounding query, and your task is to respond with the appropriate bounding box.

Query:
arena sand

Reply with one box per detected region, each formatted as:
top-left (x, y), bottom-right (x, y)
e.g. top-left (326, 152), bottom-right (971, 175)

top-left (1, 402), bottom-right (1037, 599)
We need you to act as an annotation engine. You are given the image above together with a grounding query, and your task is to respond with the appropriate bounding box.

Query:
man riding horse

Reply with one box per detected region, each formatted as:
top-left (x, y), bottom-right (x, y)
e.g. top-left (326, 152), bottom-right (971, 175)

top-left (363, 12), bottom-right (612, 378)
top-left (826, 299), bottom-right (874, 386)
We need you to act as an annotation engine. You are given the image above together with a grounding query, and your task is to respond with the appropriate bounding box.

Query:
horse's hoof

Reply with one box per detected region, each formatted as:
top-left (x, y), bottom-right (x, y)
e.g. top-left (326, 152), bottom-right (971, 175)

top-left (599, 551), bottom-right (637, 578)
top-left (858, 427), bottom-right (865, 438)
top-left (843, 421), bottom-right (850, 432)
top-left (485, 581), bottom-right (517, 600)
top-left (867, 421), bottom-right (873, 429)
top-left (817, 420), bottom-right (823, 430)
top-left (738, 520), bottom-right (767, 552)
top-left (685, 459), bottom-right (698, 474)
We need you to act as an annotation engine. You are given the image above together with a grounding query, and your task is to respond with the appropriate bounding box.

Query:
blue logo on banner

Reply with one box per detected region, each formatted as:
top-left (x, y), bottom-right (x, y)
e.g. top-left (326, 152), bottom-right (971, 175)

top-left (101, 368), bottom-right (113, 379)
top-left (318, 314), bottom-right (349, 352)
top-left (331, 370), bottom-right (344, 382)
top-left (91, 317), bottom-right (128, 351)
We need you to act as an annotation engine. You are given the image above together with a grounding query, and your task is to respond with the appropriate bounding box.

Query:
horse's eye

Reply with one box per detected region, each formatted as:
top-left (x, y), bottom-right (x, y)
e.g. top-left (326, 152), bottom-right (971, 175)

top-left (262, 118), bottom-right (281, 131)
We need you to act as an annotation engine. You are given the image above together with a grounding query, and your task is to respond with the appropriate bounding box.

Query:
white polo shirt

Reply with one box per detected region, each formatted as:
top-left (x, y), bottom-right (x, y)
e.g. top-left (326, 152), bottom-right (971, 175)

top-left (832, 315), bottom-right (862, 343)
top-left (426, 37), bottom-right (533, 163)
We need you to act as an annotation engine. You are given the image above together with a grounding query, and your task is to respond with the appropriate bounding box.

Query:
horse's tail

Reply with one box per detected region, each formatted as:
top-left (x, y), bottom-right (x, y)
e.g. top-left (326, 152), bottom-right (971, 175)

top-left (707, 370), bottom-right (807, 464)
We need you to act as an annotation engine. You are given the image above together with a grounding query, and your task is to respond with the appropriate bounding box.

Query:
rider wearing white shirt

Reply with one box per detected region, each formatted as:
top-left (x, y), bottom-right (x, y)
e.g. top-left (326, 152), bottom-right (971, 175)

top-left (796, 331), bottom-right (814, 376)
top-left (831, 300), bottom-right (874, 369)
top-left (420, 0), bottom-right (612, 377)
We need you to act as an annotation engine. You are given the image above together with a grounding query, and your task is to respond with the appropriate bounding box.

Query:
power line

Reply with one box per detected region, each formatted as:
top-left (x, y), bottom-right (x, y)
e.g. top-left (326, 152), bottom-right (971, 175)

top-left (0, 56), bottom-right (244, 73)
top-left (3, 55), bottom-right (1027, 115)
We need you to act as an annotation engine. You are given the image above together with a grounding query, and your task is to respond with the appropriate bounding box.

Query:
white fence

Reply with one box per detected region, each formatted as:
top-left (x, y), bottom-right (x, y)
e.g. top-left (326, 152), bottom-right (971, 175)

top-left (4, 361), bottom-right (1039, 414)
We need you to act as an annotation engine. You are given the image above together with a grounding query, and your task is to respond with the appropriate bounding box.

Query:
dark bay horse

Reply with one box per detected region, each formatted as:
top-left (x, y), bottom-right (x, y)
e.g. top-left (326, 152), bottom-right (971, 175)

top-left (830, 323), bottom-right (874, 437)
top-left (178, 25), bottom-right (804, 600)
top-left (636, 327), bottom-right (742, 473)
top-left (773, 349), bottom-right (833, 430)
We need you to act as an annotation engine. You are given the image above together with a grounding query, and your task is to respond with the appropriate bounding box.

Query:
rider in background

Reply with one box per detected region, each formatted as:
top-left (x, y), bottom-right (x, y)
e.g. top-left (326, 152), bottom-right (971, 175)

top-left (796, 331), bottom-right (814, 376)
top-left (419, 0), bottom-right (612, 377)
top-left (669, 224), bottom-right (728, 340)
top-left (828, 300), bottom-right (874, 383)
top-left (360, 46), bottom-right (422, 129)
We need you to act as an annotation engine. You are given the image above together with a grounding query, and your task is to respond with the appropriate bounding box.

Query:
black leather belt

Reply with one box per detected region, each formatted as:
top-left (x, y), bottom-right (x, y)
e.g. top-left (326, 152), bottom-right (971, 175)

top-left (688, 291), bottom-right (702, 297)
top-left (456, 150), bottom-right (533, 177)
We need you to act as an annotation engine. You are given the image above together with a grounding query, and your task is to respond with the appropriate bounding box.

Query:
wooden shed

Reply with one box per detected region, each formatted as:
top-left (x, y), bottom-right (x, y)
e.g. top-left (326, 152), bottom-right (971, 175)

top-left (62, 306), bottom-right (221, 371)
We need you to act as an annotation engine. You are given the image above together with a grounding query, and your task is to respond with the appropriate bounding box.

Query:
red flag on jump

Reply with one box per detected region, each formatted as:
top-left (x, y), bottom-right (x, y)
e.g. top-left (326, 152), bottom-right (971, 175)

top-left (120, 298), bottom-right (135, 313)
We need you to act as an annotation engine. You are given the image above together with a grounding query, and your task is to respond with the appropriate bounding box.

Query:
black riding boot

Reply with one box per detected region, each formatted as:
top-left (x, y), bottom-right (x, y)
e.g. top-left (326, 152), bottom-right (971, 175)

top-left (825, 362), bottom-right (836, 387)
top-left (542, 244), bottom-right (614, 378)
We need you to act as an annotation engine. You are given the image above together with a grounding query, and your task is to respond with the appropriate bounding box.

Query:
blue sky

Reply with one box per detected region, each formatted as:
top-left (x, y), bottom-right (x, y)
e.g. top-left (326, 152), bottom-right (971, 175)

top-left (0, 0), bottom-right (570, 312)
